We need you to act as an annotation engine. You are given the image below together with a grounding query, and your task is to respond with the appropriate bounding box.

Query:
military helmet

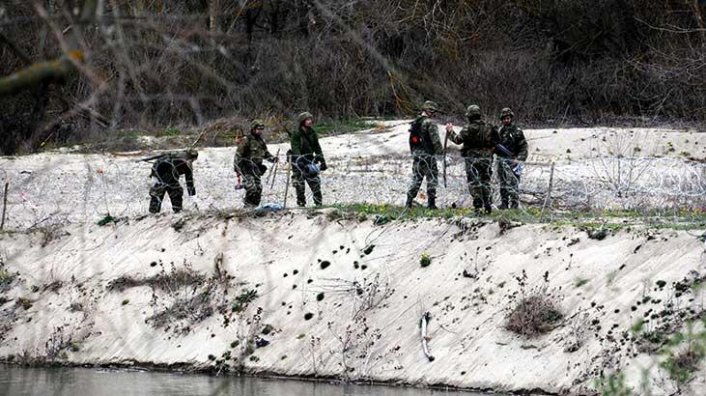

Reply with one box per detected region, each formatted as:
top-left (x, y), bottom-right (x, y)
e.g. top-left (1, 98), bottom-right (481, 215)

top-left (499, 107), bottom-right (514, 119)
top-left (421, 100), bottom-right (439, 113)
top-left (465, 104), bottom-right (481, 118)
top-left (297, 111), bottom-right (314, 124)
top-left (250, 119), bottom-right (265, 131)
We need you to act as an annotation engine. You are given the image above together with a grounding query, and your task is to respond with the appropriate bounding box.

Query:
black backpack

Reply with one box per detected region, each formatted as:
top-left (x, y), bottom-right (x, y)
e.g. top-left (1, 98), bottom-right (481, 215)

top-left (409, 118), bottom-right (432, 153)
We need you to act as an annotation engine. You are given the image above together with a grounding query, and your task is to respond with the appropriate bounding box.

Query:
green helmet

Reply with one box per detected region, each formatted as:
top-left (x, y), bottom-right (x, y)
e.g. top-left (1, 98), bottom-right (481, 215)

top-left (297, 111), bottom-right (314, 124)
top-left (465, 104), bottom-right (481, 118)
top-left (500, 107), bottom-right (514, 119)
top-left (421, 100), bottom-right (439, 113)
top-left (250, 119), bottom-right (265, 131)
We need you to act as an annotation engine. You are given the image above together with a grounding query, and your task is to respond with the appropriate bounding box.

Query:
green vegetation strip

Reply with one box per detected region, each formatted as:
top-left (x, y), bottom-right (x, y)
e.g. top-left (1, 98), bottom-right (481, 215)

top-left (327, 203), bottom-right (706, 231)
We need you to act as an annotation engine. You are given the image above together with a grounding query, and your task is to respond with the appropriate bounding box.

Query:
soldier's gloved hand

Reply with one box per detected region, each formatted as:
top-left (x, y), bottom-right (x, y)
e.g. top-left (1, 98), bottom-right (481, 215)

top-left (319, 159), bottom-right (328, 171)
top-left (188, 187), bottom-right (196, 196)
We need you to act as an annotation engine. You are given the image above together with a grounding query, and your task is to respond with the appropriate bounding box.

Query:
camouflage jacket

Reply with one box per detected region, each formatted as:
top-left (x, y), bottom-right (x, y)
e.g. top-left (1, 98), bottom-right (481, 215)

top-left (290, 126), bottom-right (324, 162)
top-left (409, 116), bottom-right (443, 157)
top-left (234, 133), bottom-right (274, 174)
top-left (449, 119), bottom-right (499, 158)
top-left (151, 155), bottom-right (195, 193)
top-left (497, 124), bottom-right (528, 161)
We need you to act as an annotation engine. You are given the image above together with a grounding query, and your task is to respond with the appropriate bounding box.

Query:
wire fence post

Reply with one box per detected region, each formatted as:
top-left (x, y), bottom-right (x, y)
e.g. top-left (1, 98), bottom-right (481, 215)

top-left (1, 180), bottom-right (8, 230)
top-left (540, 162), bottom-right (555, 221)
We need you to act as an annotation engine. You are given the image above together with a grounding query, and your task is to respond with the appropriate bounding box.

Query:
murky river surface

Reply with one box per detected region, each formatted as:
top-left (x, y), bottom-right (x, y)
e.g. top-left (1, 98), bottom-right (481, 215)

top-left (0, 366), bottom-right (498, 396)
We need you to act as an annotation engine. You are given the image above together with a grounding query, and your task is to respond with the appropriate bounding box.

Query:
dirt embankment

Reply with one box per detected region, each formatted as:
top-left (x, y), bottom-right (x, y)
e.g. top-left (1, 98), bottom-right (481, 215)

top-left (1, 210), bottom-right (704, 395)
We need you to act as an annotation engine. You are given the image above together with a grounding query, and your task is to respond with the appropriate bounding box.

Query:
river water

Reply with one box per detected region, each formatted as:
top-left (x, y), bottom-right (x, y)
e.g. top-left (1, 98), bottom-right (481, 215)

top-left (0, 366), bottom-right (492, 396)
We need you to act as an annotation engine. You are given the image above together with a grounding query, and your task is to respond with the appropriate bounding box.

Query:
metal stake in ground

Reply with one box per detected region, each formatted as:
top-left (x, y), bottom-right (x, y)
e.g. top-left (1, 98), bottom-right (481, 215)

top-left (1, 180), bottom-right (8, 230)
top-left (283, 161), bottom-right (291, 208)
top-left (269, 148), bottom-right (281, 190)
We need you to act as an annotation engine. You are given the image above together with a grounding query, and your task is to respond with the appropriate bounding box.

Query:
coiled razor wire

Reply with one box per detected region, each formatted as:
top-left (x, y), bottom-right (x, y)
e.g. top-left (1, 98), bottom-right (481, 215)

top-left (1, 148), bottom-right (705, 230)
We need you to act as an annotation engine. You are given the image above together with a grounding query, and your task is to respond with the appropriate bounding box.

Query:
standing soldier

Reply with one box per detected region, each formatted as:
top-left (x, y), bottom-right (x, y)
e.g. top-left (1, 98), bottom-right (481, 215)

top-left (496, 108), bottom-right (528, 209)
top-left (234, 120), bottom-right (278, 208)
top-left (148, 149), bottom-right (198, 213)
top-left (406, 100), bottom-right (443, 209)
top-left (445, 105), bottom-right (498, 215)
top-left (290, 112), bottom-right (327, 207)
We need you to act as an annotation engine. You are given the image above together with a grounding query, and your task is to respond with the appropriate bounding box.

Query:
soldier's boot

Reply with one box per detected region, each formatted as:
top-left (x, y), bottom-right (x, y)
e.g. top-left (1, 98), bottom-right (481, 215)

top-left (499, 188), bottom-right (509, 209)
top-left (509, 198), bottom-right (519, 209)
top-left (294, 184), bottom-right (306, 207)
top-left (243, 195), bottom-right (257, 208)
top-left (313, 191), bottom-right (323, 207)
top-left (472, 198), bottom-right (483, 216)
top-left (310, 180), bottom-right (323, 207)
top-left (149, 196), bottom-right (162, 213)
top-left (427, 188), bottom-right (437, 209)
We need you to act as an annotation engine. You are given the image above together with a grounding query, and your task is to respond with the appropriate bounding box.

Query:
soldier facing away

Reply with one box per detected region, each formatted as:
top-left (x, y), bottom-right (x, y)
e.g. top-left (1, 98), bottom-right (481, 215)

top-left (290, 112), bottom-right (327, 207)
top-left (445, 105), bottom-right (499, 215)
top-left (234, 120), bottom-right (278, 208)
top-left (148, 149), bottom-right (198, 213)
top-left (406, 100), bottom-right (443, 209)
top-left (496, 107), bottom-right (528, 209)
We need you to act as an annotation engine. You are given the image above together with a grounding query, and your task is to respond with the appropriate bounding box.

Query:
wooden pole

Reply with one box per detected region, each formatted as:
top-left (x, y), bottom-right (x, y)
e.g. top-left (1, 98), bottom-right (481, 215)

top-left (283, 162), bottom-right (291, 208)
top-left (1, 181), bottom-right (8, 230)
top-left (540, 162), bottom-right (555, 221)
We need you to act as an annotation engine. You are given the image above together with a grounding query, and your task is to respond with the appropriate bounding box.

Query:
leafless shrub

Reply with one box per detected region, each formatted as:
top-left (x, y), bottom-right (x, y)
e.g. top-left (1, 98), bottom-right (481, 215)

top-left (107, 264), bottom-right (205, 292)
top-left (146, 289), bottom-right (215, 334)
top-left (506, 294), bottom-right (564, 338)
top-left (2, 1), bottom-right (706, 155)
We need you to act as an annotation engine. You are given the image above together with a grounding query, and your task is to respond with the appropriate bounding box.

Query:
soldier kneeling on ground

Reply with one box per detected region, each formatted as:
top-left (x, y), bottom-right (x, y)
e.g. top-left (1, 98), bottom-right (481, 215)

top-left (234, 120), bottom-right (278, 208)
top-left (148, 149), bottom-right (198, 213)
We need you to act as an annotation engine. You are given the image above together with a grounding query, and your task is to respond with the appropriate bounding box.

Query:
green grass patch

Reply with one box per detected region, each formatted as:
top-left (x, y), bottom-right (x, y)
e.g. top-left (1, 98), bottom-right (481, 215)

top-left (325, 203), bottom-right (706, 231)
top-left (315, 118), bottom-right (371, 136)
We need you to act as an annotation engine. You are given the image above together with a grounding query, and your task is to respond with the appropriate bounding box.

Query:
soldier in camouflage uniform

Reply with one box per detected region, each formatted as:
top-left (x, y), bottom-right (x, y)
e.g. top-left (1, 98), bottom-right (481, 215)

top-left (290, 112), bottom-right (327, 207)
top-left (445, 105), bottom-right (499, 214)
top-left (496, 108), bottom-right (528, 209)
top-left (234, 120), bottom-right (278, 208)
top-left (406, 100), bottom-right (443, 209)
top-left (149, 149), bottom-right (198, 213)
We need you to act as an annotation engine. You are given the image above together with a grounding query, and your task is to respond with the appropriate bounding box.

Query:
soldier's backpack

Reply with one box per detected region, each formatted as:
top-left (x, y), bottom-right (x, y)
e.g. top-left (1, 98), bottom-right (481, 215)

top-left (461, 122), bottom-right (494, 151)
top-left (409, 118), bottom-right (433, 154)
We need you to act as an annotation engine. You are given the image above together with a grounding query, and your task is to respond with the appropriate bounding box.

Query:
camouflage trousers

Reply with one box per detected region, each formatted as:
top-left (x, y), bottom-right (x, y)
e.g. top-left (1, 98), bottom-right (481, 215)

top-left (242, 171), bottom-right (263, 208)
top-left (464, 157), bottom-right (492, 212)
top-left (292, 167), bottom-right (322, 207)
top-left (149, 183), bottom-right (183, 213)
top-left (496, 159), bottom-right (520, 209)
top-left (406, 155), bottom-right (438, 207)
